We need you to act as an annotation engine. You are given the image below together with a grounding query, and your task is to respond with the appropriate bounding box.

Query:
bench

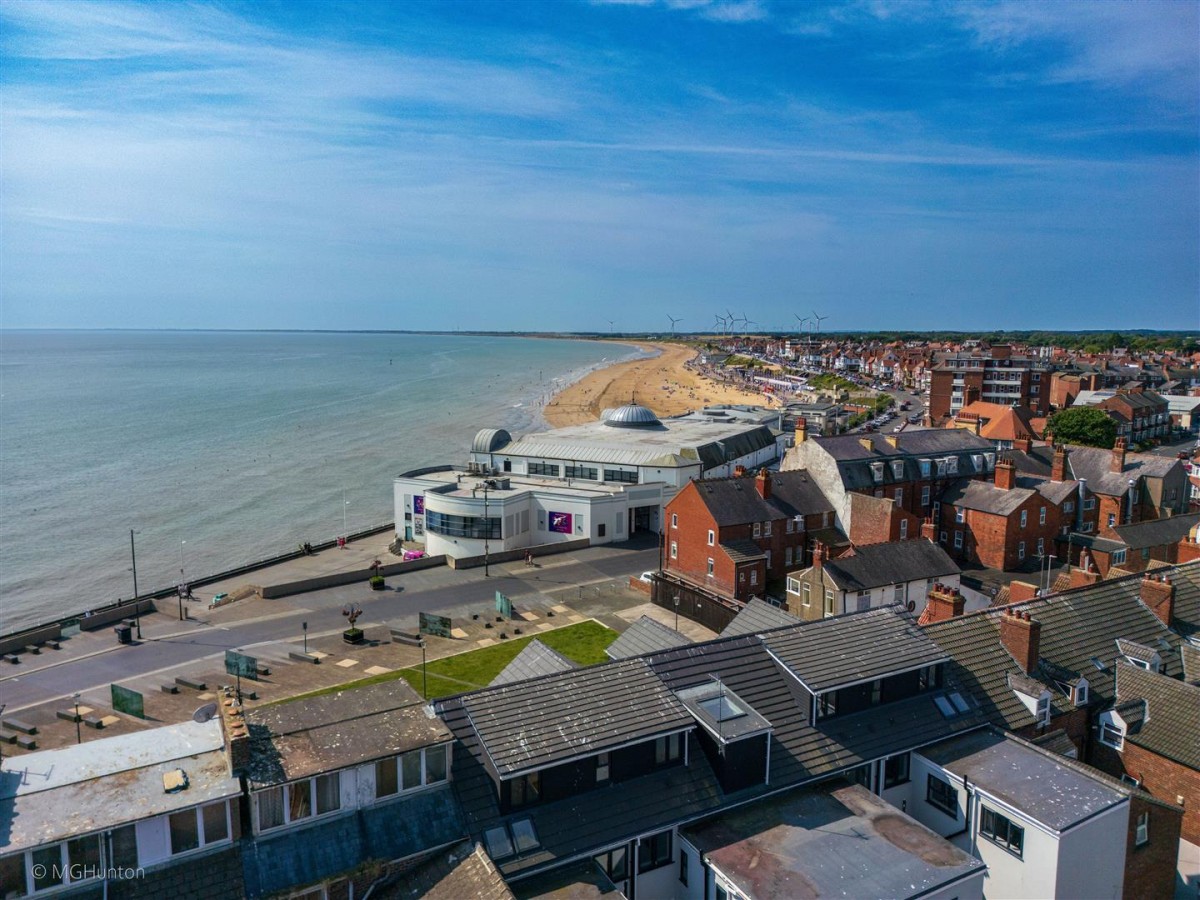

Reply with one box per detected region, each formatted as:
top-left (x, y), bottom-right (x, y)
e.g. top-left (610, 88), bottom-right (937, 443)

top-left (2, 718), bottom-right (37, 735)
top-left (56, 709), bottom-right (82, 723)
top-left (23, 645), bottom-right (41, 655)
top-left (3, 654), bottom-right (19, 665)
top-left (389, 629), bottom-right (424, 646)
top-left (288, 651), bottom-right (320, 664)
top-left (83, 715), bottom-right (106, 730)
top-left (0, 730), bottom-right (16, 744)
top-left (160, 683), bottom-right (179, 694)
top-left (175, 676), bottom-right (207, 691)
top-left (44, 639), bottom-right (61, 650)
top-left (15, 736), bottom-right (37, 750)
top-left (256, 664), bottom-right (271, 677)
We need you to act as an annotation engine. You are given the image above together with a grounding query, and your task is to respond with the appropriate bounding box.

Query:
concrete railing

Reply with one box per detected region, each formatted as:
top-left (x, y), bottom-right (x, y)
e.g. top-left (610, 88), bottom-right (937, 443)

top-left (259, 555), bottom-right (446, 599)
top-left (446, 539), bottom-right (590, 570)
top-left (0, 623), bottom-right (63, 657)
top-left (78, 598), bottom-right (158, 632)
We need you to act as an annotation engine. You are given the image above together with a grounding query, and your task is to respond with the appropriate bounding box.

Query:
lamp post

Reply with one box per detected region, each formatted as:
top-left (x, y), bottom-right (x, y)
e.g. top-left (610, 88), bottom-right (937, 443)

top-left (674, 593), bottom-right (681, 632)
top-left (177, 540), bottom-right (187, 621)
top-left (129, 529), bottom-right (141, 639)
top-left (302, 621), bottom-right (308, 655)
top-left (343, 489), bottom-right (349, 539)
top-left (482, 484), bottom-right (491, 578)
top-left (73, 693), bottom-right (82, 745)
top-left (420, 638), bottom-right (428, 698)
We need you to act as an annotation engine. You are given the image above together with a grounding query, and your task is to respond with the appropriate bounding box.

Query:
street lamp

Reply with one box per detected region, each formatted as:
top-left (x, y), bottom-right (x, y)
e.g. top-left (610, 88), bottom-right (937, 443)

top-left (178, 540), bottom-right (188, 620)
top-left (482, 484), bottom-right (491, 578)
top-left (73, 693), bottom-right (82, 745)
top-left (129, 529), bottom-right (141, 639)
top-left (674, 593), bottom-right (681, 632)
top-left (419, 639), bottom-right (428, 698)
top-left (343, 489), bottom-right (349, 539)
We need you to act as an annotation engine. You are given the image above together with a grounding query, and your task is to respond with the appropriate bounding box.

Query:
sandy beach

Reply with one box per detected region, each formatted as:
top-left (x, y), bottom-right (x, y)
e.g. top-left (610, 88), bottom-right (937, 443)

top-left (543, 342), bottom-right (774, 427)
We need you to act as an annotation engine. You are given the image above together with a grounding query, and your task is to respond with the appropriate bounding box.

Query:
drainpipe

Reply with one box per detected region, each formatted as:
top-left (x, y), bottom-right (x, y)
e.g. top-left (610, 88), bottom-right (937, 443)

top-left (1076, 478), bottom-right (1087, 532)
top-left (1127, 479), bottom-right (1136, 525)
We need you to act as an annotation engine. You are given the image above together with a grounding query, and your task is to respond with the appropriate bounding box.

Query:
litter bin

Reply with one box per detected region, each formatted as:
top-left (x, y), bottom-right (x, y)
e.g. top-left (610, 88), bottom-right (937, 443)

top-left (114, 624), bottom-right (133, 645)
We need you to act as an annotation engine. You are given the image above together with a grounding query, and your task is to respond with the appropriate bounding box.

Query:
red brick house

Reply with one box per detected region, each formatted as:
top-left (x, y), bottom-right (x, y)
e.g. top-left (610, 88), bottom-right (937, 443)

top-left (936, 450), bottom-right (1082, 571)
top-left (663, 468), bottom-right (836, 603)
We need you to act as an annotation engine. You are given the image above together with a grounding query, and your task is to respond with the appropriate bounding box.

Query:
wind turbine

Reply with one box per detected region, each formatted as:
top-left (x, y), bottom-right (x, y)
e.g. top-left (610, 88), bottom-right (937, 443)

top-left (607, 319), bottom-right (615, 335)
top-left (795, 314), bottom-right (809, 333)
top-left (812, 311), bottom-right (829, 339)
top-left (667, 314), bottom-right (682, 335)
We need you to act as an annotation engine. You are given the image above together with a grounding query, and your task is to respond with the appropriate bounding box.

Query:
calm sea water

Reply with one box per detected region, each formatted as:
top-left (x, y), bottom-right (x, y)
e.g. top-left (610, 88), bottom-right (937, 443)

top-left (0, 331), bottom-right (639, 632)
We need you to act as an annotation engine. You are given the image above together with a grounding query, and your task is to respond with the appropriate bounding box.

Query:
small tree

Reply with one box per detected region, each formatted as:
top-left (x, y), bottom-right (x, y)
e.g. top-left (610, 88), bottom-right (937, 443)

top-left (1046, 407), bottom-right (1118, 449)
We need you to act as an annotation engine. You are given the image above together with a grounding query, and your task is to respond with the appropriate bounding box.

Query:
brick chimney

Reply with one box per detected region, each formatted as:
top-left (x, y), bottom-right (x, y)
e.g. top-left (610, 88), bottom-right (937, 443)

top-left (921, 516), bottom-right (937, 542)
top-left (994, 456), bottom-right (1016, 491)
top-left (795, 417), bottom-right (808, 444)
top-left (1000, 610), bottom-right (1042, 675)
top-left (1111, 437), bottom-right (1127, 473)
top-left (1179, 526), bottom-right (1200, 564)
top-left (1008, 581), bottom-right (1040, 603)
top-left (965, 385), bottom-right (980, 405)
top-left (734, 464), bottom-right (747, 478)
top-left (885, 434), bottom-right (900, 449)
top-left (1068, 562), bottom-right (1101, 589)
top-left (218, 687), bottom-right (252, 775)
top-left (813, 543), bottom-right (826, 571)
top-left (1013, 437), bottom-right (1033, 453)
top-left (1140, 573), bottom-right (1175, 628)
top-left (755, 468), bottom-right (772, 500)
top-left (1051, 445), bottom-right (1067, 483)
top-left (925, 583), bottom-right (965, 622)
top-left (858, 437), bottom-right (874, 451)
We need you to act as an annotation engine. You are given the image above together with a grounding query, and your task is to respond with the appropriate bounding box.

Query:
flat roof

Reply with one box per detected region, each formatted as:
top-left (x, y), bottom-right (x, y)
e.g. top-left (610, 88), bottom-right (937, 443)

top-left (398, 470), bottom-right (633, 501)
top-left (244, 681), bottom-right (453, 786)
top-left (920, 729), bottom-right (1125, 831)
top-left (683, 784), bottom-right (984, 900)
top-left (1, 719), bottom-right (240, 853)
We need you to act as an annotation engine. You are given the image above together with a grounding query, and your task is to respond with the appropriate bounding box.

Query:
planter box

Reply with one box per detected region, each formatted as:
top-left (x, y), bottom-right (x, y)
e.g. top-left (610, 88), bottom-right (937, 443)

top-left (370, 580), bottom-right (385, 591)
top-left (343, 629), bottom-right (365, 645)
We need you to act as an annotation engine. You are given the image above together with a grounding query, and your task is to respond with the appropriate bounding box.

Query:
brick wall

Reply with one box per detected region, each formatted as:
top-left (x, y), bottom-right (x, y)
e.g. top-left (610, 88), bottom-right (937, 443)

top-left (664, 482), bottom-right (729, 595)
top-left (1093, 738), bottom-right (1200, 845)
top-left (941, 491), bottom-right (1069, 571)
top-left (1121, 794), bottom-right (1183, 900)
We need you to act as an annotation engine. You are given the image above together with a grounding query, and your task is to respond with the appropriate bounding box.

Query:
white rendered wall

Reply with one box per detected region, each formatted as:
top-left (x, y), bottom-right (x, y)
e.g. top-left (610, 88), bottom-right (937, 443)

top-left (1053, 804), bottom-right (1126, 900)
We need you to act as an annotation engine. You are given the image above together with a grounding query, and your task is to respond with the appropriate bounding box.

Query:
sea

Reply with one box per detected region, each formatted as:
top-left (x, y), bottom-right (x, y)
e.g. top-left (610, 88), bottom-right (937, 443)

top-left (0, 331), bottom-right (642, 633)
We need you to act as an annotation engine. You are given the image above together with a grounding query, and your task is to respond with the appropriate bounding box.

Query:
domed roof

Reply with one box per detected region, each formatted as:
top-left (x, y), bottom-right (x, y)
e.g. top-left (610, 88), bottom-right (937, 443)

top-left (603, 404), bottom-right (661, 428)
top-left (472, 428), bottom-right (512, 453)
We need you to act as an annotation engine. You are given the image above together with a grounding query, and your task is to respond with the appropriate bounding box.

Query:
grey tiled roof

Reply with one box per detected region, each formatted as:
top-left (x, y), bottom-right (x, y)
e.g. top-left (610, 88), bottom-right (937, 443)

top-left (924, 568), bottom-right (1187, 728)
top-left (1115, 638), bottom-right (1160, 665)
top-left (763, 606), bottom-right (948, 693)
top-left (940, 479), bottom-right (1034, 516)
top-left (720, 539), bottom-right (767, 563)
top-left (606, 615), bottom-right (690, 660)
top-left (1182, 643), bottom-right (1200, 685)
top-left (1111, 512), bottom-right (1200, 551)
top-left (814, 430), bottom-right (994, 461)
top-left (373, 841), bottom-right (514, 900)
top-left (821, 540), bottom-right (959, 592)
top-left (1115, 660), bottom-right (1200, 770)
top-left (691, 470), bottom-right (834, 527)
top-left (1167, 560), bottom-right (1200, 640)
top-left (490, 640), bottom-right (576, 687)
top-left (721, 597), bottom-right (800, 637)
top-left (1065, 445), bottom-right (1182, 497)
top-left (461, 658), bottom-right (693, 778)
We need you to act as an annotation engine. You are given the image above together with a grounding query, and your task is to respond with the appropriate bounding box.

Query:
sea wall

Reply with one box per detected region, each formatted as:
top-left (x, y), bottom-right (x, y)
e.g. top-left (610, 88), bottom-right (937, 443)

top-left (260, 555), bottom-right (446, 599)
top-left (447, 538), bottom-right (590, 570)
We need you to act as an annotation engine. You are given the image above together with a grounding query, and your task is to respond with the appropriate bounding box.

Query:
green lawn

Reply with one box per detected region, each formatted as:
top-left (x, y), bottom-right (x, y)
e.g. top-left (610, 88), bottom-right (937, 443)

top-left (264, 620), bottom-right (617, 705)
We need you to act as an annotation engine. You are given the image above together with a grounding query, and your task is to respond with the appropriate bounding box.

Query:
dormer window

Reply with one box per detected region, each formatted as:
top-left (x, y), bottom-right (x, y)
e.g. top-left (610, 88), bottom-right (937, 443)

top-left (1073, 681), bottom-right (1089, 707)
top-left (920, 458), bottom-right (932, 477)
top-left (944, 456), bottom-right (958, 475)
top-left (891, 461), bottom-right (904, 479)
top-left (971, 454), bottom-right (983, 471)
top-left (870, 461), bottom-right (885, 483)
top-left (984, 452), bottom-right (996, 470)
top-left (1035, 693), bottom-right (1051, 727)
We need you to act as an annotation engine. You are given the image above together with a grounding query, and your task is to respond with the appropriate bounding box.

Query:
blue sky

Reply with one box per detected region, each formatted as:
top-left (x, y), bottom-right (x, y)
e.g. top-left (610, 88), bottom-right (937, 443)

top-left (2, 1), bottom-right (1197, 333)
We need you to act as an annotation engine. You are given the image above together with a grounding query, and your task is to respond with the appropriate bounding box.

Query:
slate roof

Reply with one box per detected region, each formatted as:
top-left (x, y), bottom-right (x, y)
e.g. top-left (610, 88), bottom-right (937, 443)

top-left (511, 859), bottom-right (622, 899)
top-left (691, 470), bottom-right (833, 527)
top-left (821, 540), bottom-right (959, 592)
top-left (372, 841), bottom-right (514, 900)
top-left (720, 539), bottom-right (767, 563)
top-left (1115, 660), bottom-right (1200, 770)
top-left (814, 430), bottom-right (994, 461)
top-left (940, 478), bottom-right (1036, 516)
top-left (491, 640), bottom-right (577, 687)
top-left (605, 615), bottom-right (690, 660)
top-left (1065, 445), bottom-right (1182, 497)
top-left (763, 606), bottom-right (948, 693)
top-left (1115, 638), bottom-right (1160, 665)
top-left (1166, 559), bottom-right (1200, 640)
top-left (460, 658), bottom-right (693, 778)
top-left (244, 681), bottom-right (452, 786)
top-left (1182, 643), bottom-right (1200, 685)
top-left (923, 568), bottom-right (1188, 730)
top-left (720, 597), bottom-right (800, 637)
top-left (244, 786), bottom-right (465, 897)
top-left (1112, 512), bottom-right (1200, 551)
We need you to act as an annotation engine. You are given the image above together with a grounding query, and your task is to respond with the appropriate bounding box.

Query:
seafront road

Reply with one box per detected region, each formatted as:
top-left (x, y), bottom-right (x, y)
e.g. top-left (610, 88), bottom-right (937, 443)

top-left (0, 538), bottom-right (660, 714)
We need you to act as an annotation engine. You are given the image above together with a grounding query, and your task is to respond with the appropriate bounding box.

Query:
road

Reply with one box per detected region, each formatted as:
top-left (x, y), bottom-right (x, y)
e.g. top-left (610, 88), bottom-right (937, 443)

top-left (0, 543), bottom-right (660, 713)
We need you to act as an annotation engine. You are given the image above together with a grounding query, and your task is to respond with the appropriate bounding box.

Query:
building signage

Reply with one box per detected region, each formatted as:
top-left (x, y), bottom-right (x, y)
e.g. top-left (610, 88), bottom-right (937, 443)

top-left (225, 650), bottom-right (259, 680)
top-left (495, 591), bottom-right (512, 619)
top-left (549, 511), bottom-right (573, 534)
top-left (413, 495), bottom-right (424, 514)
top-left (111, 684), bottom-right (145, 719)
top-left (419, 612), bottom-right (452, 638)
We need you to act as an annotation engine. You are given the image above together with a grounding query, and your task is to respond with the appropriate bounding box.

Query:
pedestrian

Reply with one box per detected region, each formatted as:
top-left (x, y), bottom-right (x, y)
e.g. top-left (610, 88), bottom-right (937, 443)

top-left (525, 549), bottom-right (533, 567)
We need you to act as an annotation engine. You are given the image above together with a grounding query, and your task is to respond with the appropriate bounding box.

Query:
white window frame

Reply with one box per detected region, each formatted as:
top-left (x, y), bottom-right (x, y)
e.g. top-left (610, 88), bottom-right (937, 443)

top-left (894, 487), bottom-right (903, 505)
top-left (764, 520), bottom-right (772, 537)
top-left (899, 519), bottom-right (908, 540)
top-left (707, 529), bottom-right (715, 547)
top-left (670, 541), bottom-right (677, 560)
top-left (954, 530), bottom-right (963, 549)
top-left (1135, 812), bottom-right (1149, 846)
top-left (1020, 509), bottom-right (1028, 528)
top-left (801, 583), bottom-right (811, 607)
top-left (1035, 693), bottom-right (1051, 727)
top-left (921, 485), bottom-right (930, 506)
top-left (1112, 549), bottom-right (1127, 565)
top-left (1099, 715), bottom-right (1125, 750)
top-left (671, 513), bottom-right (678, 529)
top-left (955, 508), bottom-right (965, 524)
top-left (1018, 541), bottom-right (1025, 560)
top-left (706, 558), bottom-right (714, 576)
top-left (1039, 507), bottom-right (1046, 525)
top-left (752, 522), bottom-right (761, 539)
top-left (749, 569), bottom-right (758, 586)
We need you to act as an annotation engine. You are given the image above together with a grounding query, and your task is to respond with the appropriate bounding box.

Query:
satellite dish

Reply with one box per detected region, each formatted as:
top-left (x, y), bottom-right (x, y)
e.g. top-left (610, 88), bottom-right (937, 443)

top-left (192, 702), bottom-right (219, 723)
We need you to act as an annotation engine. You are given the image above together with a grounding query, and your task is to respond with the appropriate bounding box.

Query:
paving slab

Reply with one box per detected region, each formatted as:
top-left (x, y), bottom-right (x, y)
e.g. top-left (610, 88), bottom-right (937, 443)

top-left (335, 659), bottom-right (359, 668)
top-left (449, 627), bottom-right (469, 639)
top-left (363, 666), bottom-right (391, 676)
top-left (476, 638), bottom-right (496, 647)
top-left (517, 611), bottom-right (539, 621)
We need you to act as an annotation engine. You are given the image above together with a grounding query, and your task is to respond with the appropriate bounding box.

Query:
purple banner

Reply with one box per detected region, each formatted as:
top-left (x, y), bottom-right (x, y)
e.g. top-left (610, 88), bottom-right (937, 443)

top-left (413, 496), bottom-right (424, 514)
top-left (549, 511), bottom-right (572, 534)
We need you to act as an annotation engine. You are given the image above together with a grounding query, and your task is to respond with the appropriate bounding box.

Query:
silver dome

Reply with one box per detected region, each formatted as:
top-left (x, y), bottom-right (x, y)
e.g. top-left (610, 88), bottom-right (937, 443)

top-left (471, 428), bottom-right (512, 453)
top-left (603, 404), bottom-right (662, 428)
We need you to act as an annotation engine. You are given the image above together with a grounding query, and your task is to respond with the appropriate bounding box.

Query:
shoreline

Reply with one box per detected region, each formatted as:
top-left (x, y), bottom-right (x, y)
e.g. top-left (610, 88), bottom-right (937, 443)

top-left (543, 341), bottom-right (773, 427)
